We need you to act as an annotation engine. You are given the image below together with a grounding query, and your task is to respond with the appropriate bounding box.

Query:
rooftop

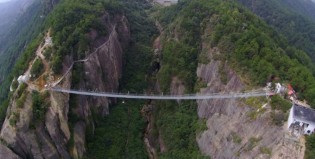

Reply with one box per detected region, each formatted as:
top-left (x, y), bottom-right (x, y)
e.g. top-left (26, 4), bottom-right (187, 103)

top-left (293, 103), bottom-right (315, 124)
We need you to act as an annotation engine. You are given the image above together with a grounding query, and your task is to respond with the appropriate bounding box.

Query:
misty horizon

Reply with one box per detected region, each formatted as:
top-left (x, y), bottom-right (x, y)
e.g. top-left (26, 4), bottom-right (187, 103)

top-left (0, 0), bottom-right (12, 3)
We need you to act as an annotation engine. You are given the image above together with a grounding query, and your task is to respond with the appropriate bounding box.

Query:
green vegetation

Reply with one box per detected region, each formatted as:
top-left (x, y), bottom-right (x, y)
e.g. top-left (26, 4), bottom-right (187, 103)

top-left (268, 95), bottom-right (291, 126)
top-left (47, 0), bottom-right (115, 73)
top-left (155, 0), bottom-right (315, 157)
top-left (0, 0), bottom-right (45, 82)
top-left (0, 100), bottom-right (9, 126)
top-left (235, 5), bottom-right (315, 150)
top-left (244, 137), bottom-right (262, 151)
top-left (259, 146), bottom-right (272, 156)
top-left (16, 83), bottom-right (27, 98)
top-left (66, 94), bottom-right (81, 151)
top-left (0, 137), bottom-right (8, 146)
top-left (270, 111), bottom-right (286, 126)
top-left (0, 0), bottom-right (47, 121)
top-left (238, 0), bottom-right (315, 68)
top-left (0, 33), bottom-right (44, 125)
top-left (170, 0), bottom-right (315, 108)
top-left (244, 97), bottom-right (269, 120)
top-left (231, 132), bottom-right (242, 144)
top-left (196, 119), bottom-right (208, 134)
top-left (305, 134), bottom-right (315, 159)
top-left (70, 64), bottom-right (84, 89)
top-left (86, 101), bottom-right (147, 158)
top-left (120, 44), bottom-right (153, 92)
top-left (1, 0), bottom-right (315, 157)
top-left (9, 112), bottom-right (19, 127)
top-left (245, 97), bottom-right (268, 108)
top-left (154, 101), bottom-right (207, 159)
top-left (270, 95), bottom-right (291, 112)
top-left (218, 62), bottom-right (228, 84)
top-left (157, 0), bottom-right (315, 108)
top-left (158, 41), bottom-right (198, 92)
top-left (16, 92), bottom-right (27, 108)
top-left (11, 79), bottom-right (18, 91)
top-left (153, 1), bottom-right (214, 158)
top-left (30, 58), bottom-right (44, 79)
top-left (194, 79), bottom-right (207, 92)
top-left (32, 91), bottom-right (49, 122)
top-left (43, 47), bottom-right (53, 61)
top-left (84, 0), bottom-right (157, 158)
top-left (246, 111), bottom-right (258, 121)
top-left (9, 117), bottom-right (16, 127)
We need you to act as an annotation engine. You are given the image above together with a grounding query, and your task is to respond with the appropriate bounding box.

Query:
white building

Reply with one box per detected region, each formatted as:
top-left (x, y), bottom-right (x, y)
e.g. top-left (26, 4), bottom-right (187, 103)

top-left (275, 83), bottom-right (287, 94)
top-left (45, 37), bottom-right (53, 46)
top-left (17, 74), bottom-right (30, 84)
top-left (288, 104), bottom-right (315, 135)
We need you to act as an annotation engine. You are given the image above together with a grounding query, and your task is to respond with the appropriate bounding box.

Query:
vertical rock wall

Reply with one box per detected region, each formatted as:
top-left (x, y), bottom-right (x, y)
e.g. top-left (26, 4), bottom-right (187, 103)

top-left (196, 45), bottom-right (304, 159)
top-left (0, 14), bottom-right (130, 159)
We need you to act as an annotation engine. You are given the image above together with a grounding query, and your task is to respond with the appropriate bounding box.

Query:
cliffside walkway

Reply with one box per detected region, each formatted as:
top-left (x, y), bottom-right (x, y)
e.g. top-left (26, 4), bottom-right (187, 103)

top-left (51, 25), bottom-right (117, 87)
top-left (49, 87), bottom-right (274, 100)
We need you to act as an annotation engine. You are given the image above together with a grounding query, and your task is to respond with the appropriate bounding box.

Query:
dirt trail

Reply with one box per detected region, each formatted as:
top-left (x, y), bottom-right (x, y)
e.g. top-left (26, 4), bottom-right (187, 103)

top-left (23, 31), bottom-right (53, 91)
top-left (36, 35), bottom-right (51, 72)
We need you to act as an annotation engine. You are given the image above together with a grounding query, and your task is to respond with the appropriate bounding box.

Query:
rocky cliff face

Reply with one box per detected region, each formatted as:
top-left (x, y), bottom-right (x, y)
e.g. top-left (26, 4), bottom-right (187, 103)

top-left (196, 28), bottom-right (304, 159)
top-left (0, 144), bottom-right (20, 159)
top-left (69, 14), bottom-right (130, 158)
top-left (0, 13), bottom-right (130, 159)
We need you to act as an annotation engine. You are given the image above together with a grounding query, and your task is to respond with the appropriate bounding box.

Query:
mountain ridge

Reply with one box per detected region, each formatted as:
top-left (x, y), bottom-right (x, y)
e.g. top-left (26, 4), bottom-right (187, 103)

top-left (0, 0), bottom-right (35, 42)
top-left (0, 0), bottom-right (315, 158)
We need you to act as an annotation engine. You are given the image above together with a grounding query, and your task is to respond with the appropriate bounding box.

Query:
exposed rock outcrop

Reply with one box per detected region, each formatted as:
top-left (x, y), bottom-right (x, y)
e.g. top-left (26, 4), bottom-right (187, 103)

top-left (0, 143), bottom-right (21, 159)
top-left (0, 79), bottom-right (71, 158)
top-left (68, 14), bottom-right (130, 159)
top-left (170, 77), bottom-right (185, 96)
top-left (196, 46), bottom-right (304, 158)
top-left (0, 13), bottom-right (130, 159)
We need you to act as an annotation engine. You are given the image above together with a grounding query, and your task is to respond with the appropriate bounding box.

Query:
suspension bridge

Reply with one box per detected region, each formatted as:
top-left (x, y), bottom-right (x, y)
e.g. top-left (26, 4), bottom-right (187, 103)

top-left (49, 87), bottom-right (274, 100)
top-left (36, 23), bottom-right (275, 100)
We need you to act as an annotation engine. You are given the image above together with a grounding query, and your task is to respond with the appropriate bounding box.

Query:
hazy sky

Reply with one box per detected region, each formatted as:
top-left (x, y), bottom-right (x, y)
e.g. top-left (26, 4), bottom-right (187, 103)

top-left (0, 0), bottom-right (11, 3)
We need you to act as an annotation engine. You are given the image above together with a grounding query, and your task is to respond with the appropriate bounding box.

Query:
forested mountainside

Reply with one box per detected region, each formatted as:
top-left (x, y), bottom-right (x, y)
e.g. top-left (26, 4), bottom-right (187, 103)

top-left (282, 0), bottom-right (315, 21)
top-left (235, 1), bottom-right (315, 156)
top-left (237, 0), bottom-right (315, 68)
top-left (0, 0), bottom-right (34, 43)
top-left (0, 0), bottom-right (315, 158)
top-left (0, 0), bottom-right (57, 125)
top-left (154, 0), bottom-right (315, 158)
top-left (0, 1), bottom-right (42, 83)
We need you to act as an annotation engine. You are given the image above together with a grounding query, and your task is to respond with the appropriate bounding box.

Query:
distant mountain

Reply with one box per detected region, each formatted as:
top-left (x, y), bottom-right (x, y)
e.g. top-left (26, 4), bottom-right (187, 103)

top-left (0, 0), bottom-right (47, 103)
top-left (282, 0), bottom-right (315, 21)
top-left (0, 0), bottom-right (34, 41)
top-left (238, 0), bottom-right (315, 66)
